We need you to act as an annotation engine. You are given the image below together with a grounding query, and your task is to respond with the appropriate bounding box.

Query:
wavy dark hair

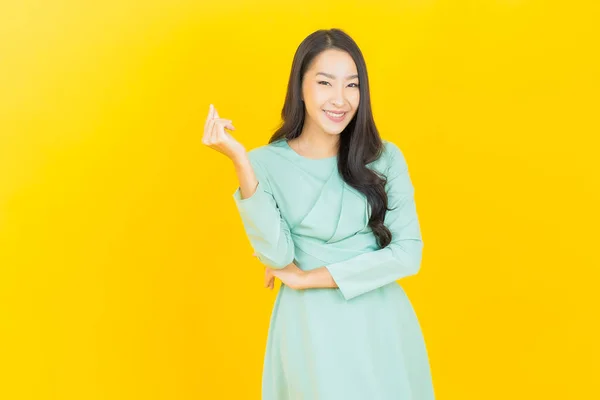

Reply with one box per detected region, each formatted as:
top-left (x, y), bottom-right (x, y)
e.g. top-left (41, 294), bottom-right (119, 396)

top-left (268, 28), bottom-right (393, 249)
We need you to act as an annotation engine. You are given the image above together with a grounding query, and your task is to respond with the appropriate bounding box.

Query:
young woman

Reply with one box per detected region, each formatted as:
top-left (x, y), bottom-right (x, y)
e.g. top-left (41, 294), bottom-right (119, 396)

top-left (203, 28), bottom-right (435, 400)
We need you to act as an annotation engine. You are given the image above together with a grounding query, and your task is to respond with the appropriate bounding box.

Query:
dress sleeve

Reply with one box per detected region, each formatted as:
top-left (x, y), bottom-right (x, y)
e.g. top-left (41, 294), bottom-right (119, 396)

top-left (232, 153), bottom-right (295, 269)
top-left (324, 142), bottom-right (424, 300)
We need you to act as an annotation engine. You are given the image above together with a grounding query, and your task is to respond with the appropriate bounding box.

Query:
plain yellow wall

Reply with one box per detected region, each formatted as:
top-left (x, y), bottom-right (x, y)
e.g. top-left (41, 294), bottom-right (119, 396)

top-left (1, 0), bottom-right (598, 399)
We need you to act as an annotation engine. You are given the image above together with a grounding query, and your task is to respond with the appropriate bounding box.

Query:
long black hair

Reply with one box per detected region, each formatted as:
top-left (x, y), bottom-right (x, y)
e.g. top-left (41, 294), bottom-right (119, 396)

top-left (269, 28), bottom-right (393, 249)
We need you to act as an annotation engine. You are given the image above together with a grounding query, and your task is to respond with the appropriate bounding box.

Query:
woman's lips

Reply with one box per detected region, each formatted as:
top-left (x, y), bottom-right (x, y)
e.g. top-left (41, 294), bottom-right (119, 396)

top-left (323, 110), bottom-right (346, 123)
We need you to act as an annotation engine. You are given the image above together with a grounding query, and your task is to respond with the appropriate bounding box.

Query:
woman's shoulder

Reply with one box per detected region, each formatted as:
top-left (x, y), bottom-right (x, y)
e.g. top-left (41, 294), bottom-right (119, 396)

top-left (246, 139), bottom-right (286, 159)
top-left (370, 139), bottom-right (407, 174)
top-left (381, 139), bottom-right (402, 158)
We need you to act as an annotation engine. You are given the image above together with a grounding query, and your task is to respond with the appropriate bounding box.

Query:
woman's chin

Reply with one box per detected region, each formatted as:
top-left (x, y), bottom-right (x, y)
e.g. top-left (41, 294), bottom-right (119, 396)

top-left (321, 124), bottom-right (346, 136)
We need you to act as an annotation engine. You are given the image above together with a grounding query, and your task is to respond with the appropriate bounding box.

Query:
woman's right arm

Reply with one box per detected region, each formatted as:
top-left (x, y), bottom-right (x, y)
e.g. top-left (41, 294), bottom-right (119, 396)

top-left (231, 153), bottom-right (296, 269)
top-left (232, 154), bottom-right (259, 200)
top-left (201, 104), bottom-right (295, 269)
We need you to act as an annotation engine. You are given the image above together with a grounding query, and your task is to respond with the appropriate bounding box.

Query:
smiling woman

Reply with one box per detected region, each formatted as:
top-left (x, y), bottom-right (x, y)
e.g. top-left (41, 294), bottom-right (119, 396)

top-left (302, 60), bottom-right (361, 129)
top-left (204, 28), bottom-right (435, 399)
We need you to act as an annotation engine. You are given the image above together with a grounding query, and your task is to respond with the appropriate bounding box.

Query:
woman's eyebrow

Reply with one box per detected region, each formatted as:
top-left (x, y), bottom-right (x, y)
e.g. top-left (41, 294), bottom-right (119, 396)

top-left (315, 72), bottom-right (359, 80)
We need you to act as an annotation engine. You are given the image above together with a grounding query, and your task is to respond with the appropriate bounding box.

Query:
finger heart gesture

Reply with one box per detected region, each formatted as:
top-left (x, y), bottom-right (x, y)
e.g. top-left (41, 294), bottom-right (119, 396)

top-left (202, 104), bottom-right (246, 161)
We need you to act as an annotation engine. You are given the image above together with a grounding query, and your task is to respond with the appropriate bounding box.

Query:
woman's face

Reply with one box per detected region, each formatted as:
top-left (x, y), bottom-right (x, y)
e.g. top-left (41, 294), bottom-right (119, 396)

top-left (301, 49), bottom-right (360, 136)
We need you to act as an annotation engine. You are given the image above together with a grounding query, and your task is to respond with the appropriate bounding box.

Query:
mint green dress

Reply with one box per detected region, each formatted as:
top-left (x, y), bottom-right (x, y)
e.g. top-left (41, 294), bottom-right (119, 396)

top-left (233, 138), bottom-right (434, 400)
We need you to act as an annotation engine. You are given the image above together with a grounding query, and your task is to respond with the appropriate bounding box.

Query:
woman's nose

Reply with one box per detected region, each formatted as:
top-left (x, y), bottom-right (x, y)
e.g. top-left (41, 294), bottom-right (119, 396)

top-left (330, 86), bottom-right (346, 106)
top-left (331, 94), bottom-right (344, 106)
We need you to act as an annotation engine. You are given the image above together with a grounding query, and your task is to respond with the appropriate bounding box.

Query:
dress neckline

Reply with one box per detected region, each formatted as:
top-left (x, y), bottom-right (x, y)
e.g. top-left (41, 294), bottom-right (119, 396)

top-left (281, 139), bottom-right (338, 161)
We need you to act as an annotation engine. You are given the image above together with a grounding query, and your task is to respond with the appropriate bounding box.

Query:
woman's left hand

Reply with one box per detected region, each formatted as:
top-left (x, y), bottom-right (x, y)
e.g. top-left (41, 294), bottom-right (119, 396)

top-left (254, 253), bottom-right (307, 290)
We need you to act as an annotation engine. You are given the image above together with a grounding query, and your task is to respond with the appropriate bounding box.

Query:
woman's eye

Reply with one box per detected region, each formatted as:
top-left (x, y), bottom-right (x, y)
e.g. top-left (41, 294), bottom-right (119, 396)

top-left (318, 81), bottom-right (360, 88)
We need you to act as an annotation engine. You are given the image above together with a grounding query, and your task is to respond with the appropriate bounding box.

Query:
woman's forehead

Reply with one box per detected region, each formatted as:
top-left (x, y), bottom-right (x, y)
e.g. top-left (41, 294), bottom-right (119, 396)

top-left (310, 50), bottom-right (358, 76)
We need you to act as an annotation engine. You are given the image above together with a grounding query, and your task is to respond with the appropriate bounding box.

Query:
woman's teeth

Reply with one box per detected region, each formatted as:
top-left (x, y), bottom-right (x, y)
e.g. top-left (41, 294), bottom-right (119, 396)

top-left (325, 111), bottom-right (345, 118)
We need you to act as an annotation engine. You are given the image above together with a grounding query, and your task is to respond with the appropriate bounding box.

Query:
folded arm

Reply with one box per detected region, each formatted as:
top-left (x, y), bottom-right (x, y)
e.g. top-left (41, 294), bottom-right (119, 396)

top-left (322, 142), bottom-right (424, 300)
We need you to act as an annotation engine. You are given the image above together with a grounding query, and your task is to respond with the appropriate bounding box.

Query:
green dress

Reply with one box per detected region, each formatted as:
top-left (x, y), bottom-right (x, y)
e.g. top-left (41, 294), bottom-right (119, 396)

top-left (233, 138), bottom-right (435, 400)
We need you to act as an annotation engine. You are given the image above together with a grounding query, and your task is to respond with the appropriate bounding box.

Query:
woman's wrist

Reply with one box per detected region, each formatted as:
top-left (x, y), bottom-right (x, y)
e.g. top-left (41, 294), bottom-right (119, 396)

top-left (302, 267), bottom-right (338, 289)
top-left (231, 151), bottom-right (250, 168)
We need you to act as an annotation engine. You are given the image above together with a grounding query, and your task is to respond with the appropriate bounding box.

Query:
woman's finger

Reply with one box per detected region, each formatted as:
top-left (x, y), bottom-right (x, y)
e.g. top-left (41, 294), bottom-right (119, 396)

top-left (215, 121), bottom-right (226, 142)
top-left (214, 118), bottom-right (234, 131)
top-left (204, 104), bottom-right (212, 136)
top-left (209, 117), bottom-right (218, 143)
top-left (216, 119), bottom-right (230, 139)
top-left (264, 268), bottom-right (270, 287)
top-left (265, 268), bottom-right (276, 287)
top-left (202, 117), bottom-right (213, 144)
top-left (207, 104), bottom-right (214, 121)
top-left (203, 104), bottom-right (216, 143)
top-left (206, 118), bottom-right (216, 143)
top-left (211, 118), bottom-right (231, 142)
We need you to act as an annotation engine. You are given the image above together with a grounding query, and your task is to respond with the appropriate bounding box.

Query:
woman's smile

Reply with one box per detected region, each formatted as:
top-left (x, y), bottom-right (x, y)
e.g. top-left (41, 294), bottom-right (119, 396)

top-left (323, 109), bottom-right (347, 122)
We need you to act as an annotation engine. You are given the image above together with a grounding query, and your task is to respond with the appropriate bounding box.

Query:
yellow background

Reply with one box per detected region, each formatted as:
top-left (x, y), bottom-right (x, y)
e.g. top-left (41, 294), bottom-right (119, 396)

top-left (1, 0), bottom-right (598, 398)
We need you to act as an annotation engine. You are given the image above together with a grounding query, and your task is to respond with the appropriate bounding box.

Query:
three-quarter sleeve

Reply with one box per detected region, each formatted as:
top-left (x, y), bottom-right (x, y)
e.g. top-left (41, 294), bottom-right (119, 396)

top-left (232, 154), bottom-right (295, 269)
top-left (324, 143), bottom-right (424, 301)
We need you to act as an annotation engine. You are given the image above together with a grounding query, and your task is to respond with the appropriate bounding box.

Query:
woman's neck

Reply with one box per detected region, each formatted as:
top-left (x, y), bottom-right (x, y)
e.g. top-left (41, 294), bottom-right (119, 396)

top-left (292, 128), bottom-right (339, 159)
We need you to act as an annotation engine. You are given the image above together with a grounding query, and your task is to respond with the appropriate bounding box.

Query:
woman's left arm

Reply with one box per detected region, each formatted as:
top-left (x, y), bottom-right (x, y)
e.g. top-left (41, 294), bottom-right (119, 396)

top-left (309, 142), bottom-right (424, 300)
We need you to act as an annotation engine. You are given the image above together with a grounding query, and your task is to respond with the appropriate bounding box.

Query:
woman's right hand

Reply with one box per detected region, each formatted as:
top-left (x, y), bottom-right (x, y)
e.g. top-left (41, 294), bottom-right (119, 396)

top-left (202, 104), bottom-right (246, 162)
